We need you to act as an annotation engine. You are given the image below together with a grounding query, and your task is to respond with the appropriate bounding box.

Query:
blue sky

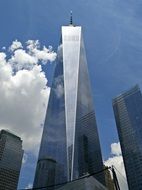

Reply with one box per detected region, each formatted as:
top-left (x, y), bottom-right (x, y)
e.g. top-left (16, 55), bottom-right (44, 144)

top-left (0, 0), bottom-right (142, 189)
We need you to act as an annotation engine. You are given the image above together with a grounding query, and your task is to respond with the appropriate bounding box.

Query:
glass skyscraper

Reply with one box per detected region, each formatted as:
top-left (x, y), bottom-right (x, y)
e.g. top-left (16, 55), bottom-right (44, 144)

top-left (113, 85), bottom-right (142, 190)
top-left (33, 23), bottom-right (105, 189)
top-left (0, 129), bottom-right (23, 190)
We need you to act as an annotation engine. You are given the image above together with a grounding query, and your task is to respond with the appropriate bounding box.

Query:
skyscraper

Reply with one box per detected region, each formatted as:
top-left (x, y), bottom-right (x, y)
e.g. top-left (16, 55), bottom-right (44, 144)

top-left (0, 129), bottom-right (24, 190)
top-left (113, 85), bottom-right (142, 190)
top-left (34, 20), bottom-right (105, 189)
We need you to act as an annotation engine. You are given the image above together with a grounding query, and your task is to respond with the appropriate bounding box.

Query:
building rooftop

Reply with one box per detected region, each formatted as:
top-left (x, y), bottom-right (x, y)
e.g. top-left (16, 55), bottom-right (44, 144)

top-left (0, 129), bottom-right (22, 141)
top-left (112, 84), bottom-right (140, 104)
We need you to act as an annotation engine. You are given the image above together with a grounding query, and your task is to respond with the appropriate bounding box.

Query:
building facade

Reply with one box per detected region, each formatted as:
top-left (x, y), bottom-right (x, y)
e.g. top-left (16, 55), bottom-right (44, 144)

top-left (113, 85), bottom-right (142, 190)
top-left (34, 24), bottom-right (105, 189)
top-left (104, 167), bottom-right (115, 190)
top-left (0, 129), bottom-right (24, 190)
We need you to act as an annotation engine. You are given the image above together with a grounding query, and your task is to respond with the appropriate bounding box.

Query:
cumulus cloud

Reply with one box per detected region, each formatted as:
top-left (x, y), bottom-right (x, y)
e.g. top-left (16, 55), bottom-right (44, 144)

top-left (104, 142), bottom-right (128, 190)
top-left (9, 39), bottom-right (23, 52)
top-left (26, 40), bottom-right (57, 64)
top-left (111, 142), bottom-right (121, 156)
top-left (10, 49), bottom-right (37, 70)
top-left (0, 40), bottom-right (56, 154)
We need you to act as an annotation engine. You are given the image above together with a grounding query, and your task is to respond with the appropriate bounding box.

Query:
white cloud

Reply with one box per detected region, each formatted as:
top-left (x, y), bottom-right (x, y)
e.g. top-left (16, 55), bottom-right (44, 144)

top-left (0, 40), bottom-right (56, 154)
top-left (10, 49), bottom-right (38, 70)
top-left (26, 40), bottom-right (57, 64)
top-left (111, 142), bottom-right (121, 156)
top-left (0, 52), bottom-right (6, 63)
top-left (9, 39), bottom-right (23, 52)
top-left (104, 142), bottom-right (129, 190)
top-left (0, 53), bottom-right (12, 81)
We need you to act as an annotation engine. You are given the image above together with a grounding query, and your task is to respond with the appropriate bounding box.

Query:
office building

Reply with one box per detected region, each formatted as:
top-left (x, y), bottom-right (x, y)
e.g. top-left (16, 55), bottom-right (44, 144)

top-left (34, 19), bottom-right (105, 189)
top-left (113, 85), bottom-right (142, 190)
top-left (0, 129), bottom-right (24, 190)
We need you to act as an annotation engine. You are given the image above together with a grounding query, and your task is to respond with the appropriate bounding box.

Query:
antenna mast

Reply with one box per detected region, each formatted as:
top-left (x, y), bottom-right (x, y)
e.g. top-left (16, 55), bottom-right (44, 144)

top-left (70, 11), bottom-right (73, 25)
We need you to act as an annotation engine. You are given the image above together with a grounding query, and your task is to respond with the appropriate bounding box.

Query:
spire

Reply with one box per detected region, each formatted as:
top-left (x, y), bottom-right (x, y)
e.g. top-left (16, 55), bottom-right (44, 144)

top-left (70, 11), bottom-right (73, 25)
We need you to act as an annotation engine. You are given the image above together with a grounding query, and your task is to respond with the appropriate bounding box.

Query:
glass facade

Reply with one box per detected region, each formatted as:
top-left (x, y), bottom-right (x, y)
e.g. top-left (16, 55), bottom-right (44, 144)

top-left (33, 25), bottom-right (105, 189)
top-left (0, 130), bottom-right (23, 190)
top-left (113, 85), bottom-right (142, 190)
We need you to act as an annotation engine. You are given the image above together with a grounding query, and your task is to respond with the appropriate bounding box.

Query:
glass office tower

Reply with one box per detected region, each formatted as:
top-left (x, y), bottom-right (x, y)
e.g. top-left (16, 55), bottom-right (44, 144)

top-left (0, 130), bottom-right (23, 190)
top-left (33, 24), bottom-right (105, 189)
top-left (113, 85), bottom-right (142, 190)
